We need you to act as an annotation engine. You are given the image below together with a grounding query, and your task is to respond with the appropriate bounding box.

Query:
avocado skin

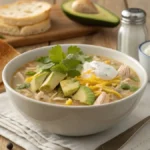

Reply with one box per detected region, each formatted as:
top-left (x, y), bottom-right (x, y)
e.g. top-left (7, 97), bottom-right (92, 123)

top-left (61, 2), bottom-right (120, 27)
top-left (63, 11), bottom-right (120, 27)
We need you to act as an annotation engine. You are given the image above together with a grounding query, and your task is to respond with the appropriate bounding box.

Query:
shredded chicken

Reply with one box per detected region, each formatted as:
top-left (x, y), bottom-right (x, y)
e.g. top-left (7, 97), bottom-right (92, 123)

top-left (53, 97), bottom-right (67, 101)
top-left (20, 89), bottom-right (33, 98)
top-left (15, 72), bottom-right (25, 82)
top-left (94, 92), bottom-right (109, 105)
top-left (118, 65), bottom-right (130, 78)
top-left (35, 91), bottom-right (50, 102)
top-left (49, 92), bottom-right (58, 100)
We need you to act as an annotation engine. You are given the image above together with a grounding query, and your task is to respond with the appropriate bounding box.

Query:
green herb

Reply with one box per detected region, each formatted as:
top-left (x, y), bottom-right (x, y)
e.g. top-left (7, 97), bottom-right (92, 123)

top-left (84, 55), bottom-right (93, 62)
top-left (121, 83), bottom-right (130, 90)
top-left (68, 70), bottom-right (81, 77)
top-left (16, 83), bottom-right (30, 90)
top-left (67, 46), bottom-right (83, 55)
top-left (130, 76), bottom-right (139, 82)
top-left (62, 59), bottom-right (80, 69)
top-left (66, 54), bottom-right (87, 63)
top-left (76, 64), bottom-right (83, 72)
top-left (37, 56), bottom-right (51, 64)
top-left (49, 45), bottom-right (65, 63)
top-left (42, 45), bottom-right (93, 77)
top-left (130, 86), bottom-right (139, 92)
top-left (0, 35), bottom-right (5, 39)
top-left (51, 64), bottom-right (68, 73)
top-left (40, 63), bottom-right (54, 71)
top-left (25, 71), bottom-right (36, 76)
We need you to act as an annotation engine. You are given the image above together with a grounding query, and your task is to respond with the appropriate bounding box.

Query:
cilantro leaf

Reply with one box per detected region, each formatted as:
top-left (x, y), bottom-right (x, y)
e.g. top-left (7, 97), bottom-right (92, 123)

top-left (49, 45), bottom-right (65, 63)
top-left (68, 70), bottom-right (81, 77)
top-left (40, 63), bottom-right (54, 71)
top-left (16, 83), bottom-right (30, 90)
top-left (76, 64), bottom-right (83, 72)
top-left (66, 53), bottom-right (92, 63)
top-left (36, 56), bottom-right (51, 64)
top-left (67, 46), bottom-right (82, 55)
top-left (51, 64), bottom-right (68, 74)
top-left (84, 55), bottom-right (93, 62)
top-left (25, 71), bottom-right (36, 76)
top-left (62, 59), bottom-right (80, 69)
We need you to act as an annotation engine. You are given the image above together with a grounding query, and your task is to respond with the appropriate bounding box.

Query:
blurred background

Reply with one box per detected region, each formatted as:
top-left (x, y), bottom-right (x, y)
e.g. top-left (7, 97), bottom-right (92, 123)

top-left (0, 0), bottom-right (98, 5)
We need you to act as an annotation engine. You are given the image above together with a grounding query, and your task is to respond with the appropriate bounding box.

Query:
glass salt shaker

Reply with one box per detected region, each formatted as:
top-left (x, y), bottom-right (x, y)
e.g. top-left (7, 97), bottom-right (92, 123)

top-left (117, 8), bottom-right (148, 60)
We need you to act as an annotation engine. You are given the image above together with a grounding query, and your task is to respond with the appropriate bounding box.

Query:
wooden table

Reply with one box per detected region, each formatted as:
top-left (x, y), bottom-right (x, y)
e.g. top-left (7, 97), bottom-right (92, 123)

top-left (0, 0), bottom-right (150, 149)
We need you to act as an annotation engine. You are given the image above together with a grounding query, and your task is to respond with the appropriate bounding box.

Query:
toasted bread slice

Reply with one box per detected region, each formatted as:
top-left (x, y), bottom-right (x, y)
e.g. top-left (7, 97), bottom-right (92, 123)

top-left (0, 18), bottom-right (51, 36)
top-left (20, 18), bottom-right (51, 35)
top-left (0, 0), bottom-right (51, 26)
top-left (0, 19), bottom-right (20, 35)
top-left (0, 40), bottom-right (19, 83)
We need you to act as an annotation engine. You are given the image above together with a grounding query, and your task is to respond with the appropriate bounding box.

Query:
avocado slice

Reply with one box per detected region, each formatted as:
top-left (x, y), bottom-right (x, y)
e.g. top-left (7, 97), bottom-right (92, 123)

top-left (72, 86), bottom-right (96, 105)
top-left (60, 79), bottom-right (80, 97)
top-left (61, 0), bottom-right (120, 27)
top-left (30, 72), bottom-right (49, 92)
top-left (40, 72), bottom-right (66, 92)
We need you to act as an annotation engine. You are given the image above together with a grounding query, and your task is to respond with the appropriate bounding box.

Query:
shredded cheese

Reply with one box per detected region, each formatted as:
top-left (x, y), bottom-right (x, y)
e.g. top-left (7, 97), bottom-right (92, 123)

top-left (76, 72), bottom-right (121, 98)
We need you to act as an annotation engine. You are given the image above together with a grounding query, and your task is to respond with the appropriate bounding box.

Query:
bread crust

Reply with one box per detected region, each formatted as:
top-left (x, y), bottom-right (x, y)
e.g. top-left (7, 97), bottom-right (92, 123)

top-left (0, 0), bottom-right (51, 26)
top-left (0, 40), bottom-right (19, 83)
top-left (0, 18), bottom-right (51, 36)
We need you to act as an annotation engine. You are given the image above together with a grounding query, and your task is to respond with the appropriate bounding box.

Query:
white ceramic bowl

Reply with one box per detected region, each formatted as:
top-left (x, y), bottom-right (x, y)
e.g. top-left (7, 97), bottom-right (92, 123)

top-left (2, 44), bottom-right (148, 136)
top-left (139, 41), bottom-right (150, 82)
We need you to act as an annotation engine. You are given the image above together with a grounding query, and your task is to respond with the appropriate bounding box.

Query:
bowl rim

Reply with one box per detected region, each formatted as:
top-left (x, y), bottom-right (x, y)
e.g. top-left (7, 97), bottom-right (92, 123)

top-left (139, 40), bottom-right (150, 57)
top-left (2, 44), bottom-right (148, 109)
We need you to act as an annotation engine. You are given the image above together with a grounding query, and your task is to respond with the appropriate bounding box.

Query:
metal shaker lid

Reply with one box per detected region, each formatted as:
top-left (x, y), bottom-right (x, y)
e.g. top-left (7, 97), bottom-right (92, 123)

top-left (121, 8), bottom-right (146, 24)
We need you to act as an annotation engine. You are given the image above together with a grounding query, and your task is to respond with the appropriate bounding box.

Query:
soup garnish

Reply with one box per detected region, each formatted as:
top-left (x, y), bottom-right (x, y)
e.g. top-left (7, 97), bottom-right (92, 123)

top-left (12, 45), bottom-right (140, 106)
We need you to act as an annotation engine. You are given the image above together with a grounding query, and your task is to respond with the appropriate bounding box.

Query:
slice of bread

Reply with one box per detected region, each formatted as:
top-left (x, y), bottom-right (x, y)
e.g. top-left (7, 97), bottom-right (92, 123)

top-left (0, 18), bottom-right (51, 36)
top-left (0, 40), bottom-right (19, 83)
top-left (0, 19), bottom-right (20, 35)
top-left (0, 0), bottom-right (51, 26)
top-left (20, 18), bottom-right (51, 35)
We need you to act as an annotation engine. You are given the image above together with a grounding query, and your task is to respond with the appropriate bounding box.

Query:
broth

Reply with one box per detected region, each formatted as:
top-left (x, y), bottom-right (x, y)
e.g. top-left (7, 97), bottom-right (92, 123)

top-left (12, 45), bottom-right (140, 106)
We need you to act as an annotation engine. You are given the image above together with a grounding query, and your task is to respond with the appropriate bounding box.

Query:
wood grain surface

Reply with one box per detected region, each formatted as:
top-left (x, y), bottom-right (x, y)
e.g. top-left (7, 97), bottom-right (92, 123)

top-left (1, 0), bottom-right (149, 150)
top-left (2, 5), bottom-right (99, 48)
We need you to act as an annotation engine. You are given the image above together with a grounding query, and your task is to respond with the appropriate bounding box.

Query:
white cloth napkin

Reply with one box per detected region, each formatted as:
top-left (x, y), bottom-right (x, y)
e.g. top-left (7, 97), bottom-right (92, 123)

top-left (0, 84), bottom-right (150, 150)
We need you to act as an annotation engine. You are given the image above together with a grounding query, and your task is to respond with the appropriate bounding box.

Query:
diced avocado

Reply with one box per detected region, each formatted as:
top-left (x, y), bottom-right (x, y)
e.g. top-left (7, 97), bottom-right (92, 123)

top-left (40, 72), bottom-right (66, 92)
top-left (30, 72), bottom-right (49, 92)
top-left (72, 86), bottom-right (96, 105)
top-left (60, 79), bottom-right (80, 96)
top-left (61, 0), bottom-right (120, 27)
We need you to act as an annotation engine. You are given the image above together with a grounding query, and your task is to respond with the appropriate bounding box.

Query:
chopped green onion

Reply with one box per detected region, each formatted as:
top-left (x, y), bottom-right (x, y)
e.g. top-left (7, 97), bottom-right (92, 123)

top-left (16, 83), bottom-right (30, 90)
top-left (121, 83), bottom-right (130, 90)
top-left (25, 71), bottom-right (36, 76)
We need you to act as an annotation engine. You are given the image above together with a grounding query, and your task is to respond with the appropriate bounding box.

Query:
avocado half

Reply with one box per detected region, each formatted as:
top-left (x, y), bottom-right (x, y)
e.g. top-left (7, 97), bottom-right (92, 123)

top-left (61, 0), bottom-right (120, 27)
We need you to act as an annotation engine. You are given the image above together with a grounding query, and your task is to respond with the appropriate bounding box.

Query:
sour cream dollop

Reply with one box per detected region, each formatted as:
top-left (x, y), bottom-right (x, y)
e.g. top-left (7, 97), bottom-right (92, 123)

top-left (82, 61), bottom-right (118, 80)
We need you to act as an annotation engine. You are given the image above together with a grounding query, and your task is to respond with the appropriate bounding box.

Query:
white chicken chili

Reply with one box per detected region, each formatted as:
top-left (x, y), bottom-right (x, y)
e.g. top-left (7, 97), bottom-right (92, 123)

top-left (12, 45), bottom-right (140, 106)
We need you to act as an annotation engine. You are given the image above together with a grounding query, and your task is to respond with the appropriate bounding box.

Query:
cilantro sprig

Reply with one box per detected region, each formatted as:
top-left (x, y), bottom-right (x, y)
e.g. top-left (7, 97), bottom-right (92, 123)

top-left (36, 45), bottom-right (93, 77)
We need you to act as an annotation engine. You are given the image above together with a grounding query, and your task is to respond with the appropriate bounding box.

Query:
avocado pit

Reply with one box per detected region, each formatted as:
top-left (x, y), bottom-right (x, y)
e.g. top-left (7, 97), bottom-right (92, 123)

top-left (72, 0), bottom-right (98, 14)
